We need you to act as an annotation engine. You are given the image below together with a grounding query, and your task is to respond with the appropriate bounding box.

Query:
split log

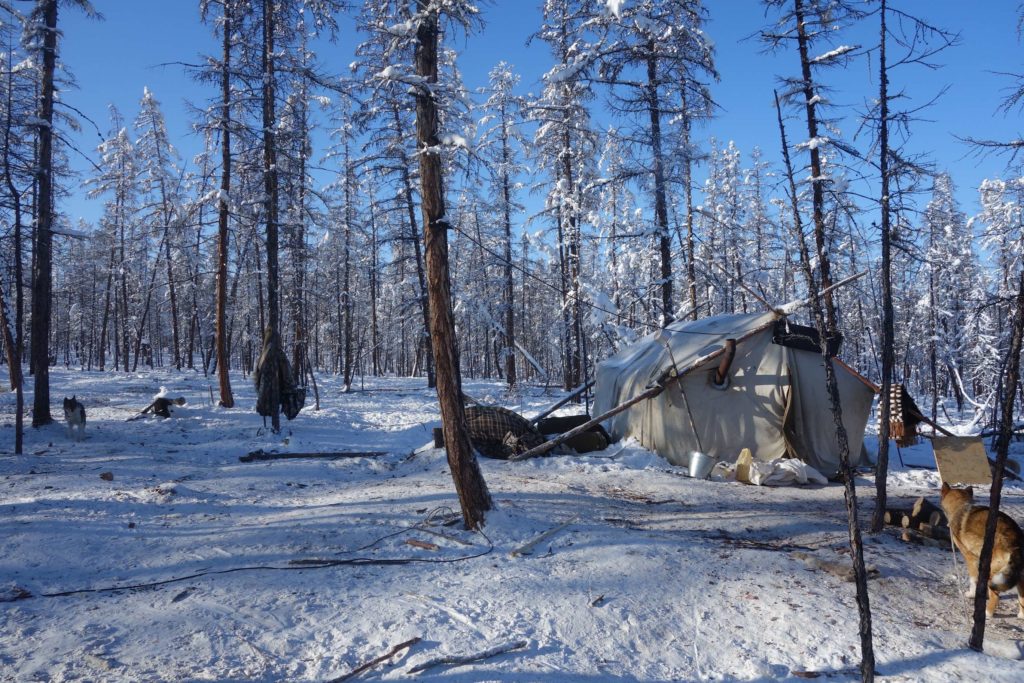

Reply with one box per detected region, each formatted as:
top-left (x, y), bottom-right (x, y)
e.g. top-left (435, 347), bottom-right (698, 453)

top-left (911, 496), bottom-right (941, 526)
top-left (239, 449), bottom-right (388, 463)
top-left (917, 522), bottom-right (951, 542)
top-left (407, 640), bottom-right (528, 675)
top-left (898, 528), bottom-right (948, 549)
top-left (883, 508), bottom-right (911, 526)
top-left (328, 637), bottom-right (421, 683)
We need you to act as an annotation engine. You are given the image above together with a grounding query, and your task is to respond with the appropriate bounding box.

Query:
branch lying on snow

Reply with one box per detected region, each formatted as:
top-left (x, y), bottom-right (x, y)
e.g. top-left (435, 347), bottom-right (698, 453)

top-left (328, 637), bottom-right (421, 683)
top-left (407, 640), bottom-right (529, 675)
top-left (239, 449), bottom-right (388, 462)
top-left (510, 516), bottom-right (578, 557)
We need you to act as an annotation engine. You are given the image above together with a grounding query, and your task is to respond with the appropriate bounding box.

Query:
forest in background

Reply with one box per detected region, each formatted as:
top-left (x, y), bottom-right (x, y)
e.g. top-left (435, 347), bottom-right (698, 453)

top-left (1, 0), bottom-right (1021, 440)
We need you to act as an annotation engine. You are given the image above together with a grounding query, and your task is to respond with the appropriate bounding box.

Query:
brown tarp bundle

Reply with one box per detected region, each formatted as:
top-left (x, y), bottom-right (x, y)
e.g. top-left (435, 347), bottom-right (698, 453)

top-left (464, 406), bottom-right (610, 459)
top-left (464, 406), bottom-right (546, 459)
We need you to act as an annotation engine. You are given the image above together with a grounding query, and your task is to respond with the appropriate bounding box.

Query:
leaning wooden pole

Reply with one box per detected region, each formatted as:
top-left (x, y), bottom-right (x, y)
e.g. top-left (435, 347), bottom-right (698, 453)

top-left (528, 379), bottom-right (595, 425)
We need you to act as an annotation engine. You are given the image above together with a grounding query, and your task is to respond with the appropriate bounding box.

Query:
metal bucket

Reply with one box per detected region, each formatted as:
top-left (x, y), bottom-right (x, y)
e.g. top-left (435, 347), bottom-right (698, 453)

top-left (687, 450), bottom-right (717, 479)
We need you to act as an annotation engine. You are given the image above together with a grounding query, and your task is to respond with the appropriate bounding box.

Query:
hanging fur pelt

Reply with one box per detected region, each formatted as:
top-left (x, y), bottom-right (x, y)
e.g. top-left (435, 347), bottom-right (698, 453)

top-left (254, 328), bottom-right (305, 421)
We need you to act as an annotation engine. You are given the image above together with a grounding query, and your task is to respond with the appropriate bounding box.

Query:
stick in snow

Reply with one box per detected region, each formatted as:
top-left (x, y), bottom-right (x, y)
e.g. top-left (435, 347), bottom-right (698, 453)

top-left (407, 639), bottom-right (529, 674)
top-left (239, 449), bottom-right (388, 462)
top-left (510, 516), bottom-right (578, 557)
top-left (328, 637), bottom-right (421, 682)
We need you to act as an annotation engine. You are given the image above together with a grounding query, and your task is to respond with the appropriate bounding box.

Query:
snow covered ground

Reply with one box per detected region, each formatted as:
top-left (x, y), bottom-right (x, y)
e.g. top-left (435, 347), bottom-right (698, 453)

top-left (2, 367), bottom-right (1024, 682)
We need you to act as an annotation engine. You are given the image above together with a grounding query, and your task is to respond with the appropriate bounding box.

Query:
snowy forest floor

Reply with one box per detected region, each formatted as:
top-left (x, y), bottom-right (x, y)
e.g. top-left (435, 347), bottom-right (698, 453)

top-left (2, 368), bottom-right (1024, 682)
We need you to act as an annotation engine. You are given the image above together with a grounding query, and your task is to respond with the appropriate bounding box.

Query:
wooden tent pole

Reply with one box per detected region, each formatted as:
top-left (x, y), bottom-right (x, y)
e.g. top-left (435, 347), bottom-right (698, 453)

top-left (528, 379), bottom-right (596, 425)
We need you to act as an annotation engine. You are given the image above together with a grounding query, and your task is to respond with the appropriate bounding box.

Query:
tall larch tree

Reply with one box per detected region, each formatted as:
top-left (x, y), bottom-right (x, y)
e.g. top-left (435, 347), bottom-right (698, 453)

top-left (590, 0), bottom-right (717, 325)
top-left (530, 0), bottom-right (599, 391)
top-left (477, 61), bottom-right (526, 388)
top-left (413, 0), bottom-right (491, 529)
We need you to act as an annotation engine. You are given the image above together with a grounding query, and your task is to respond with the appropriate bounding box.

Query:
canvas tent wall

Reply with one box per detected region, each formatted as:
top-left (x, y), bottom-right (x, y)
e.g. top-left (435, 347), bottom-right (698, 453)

top-left (592, 311), bottom-right (876, 478)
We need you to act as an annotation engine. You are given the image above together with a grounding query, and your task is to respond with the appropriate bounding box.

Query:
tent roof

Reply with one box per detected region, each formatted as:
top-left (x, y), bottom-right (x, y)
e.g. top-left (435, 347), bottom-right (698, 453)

top-left (600, 311), bottom-right (781, 384)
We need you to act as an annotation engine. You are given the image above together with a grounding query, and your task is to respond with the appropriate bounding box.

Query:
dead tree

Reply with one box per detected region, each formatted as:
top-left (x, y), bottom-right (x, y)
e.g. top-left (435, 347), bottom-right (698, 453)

top-left (776, 90), bottom-right (875, 682)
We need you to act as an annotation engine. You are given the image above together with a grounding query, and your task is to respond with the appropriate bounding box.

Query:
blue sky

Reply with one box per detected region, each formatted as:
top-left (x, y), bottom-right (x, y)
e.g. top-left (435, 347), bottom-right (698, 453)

top-left (57, 1), bottom-right (1024, 228)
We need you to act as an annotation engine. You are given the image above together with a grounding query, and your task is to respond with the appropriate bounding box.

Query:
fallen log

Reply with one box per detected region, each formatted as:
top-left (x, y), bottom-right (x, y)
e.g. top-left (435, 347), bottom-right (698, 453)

top-left (328, 637), bottom-right (421, 683)
top-left (239, 449), bottom-right (388, 463)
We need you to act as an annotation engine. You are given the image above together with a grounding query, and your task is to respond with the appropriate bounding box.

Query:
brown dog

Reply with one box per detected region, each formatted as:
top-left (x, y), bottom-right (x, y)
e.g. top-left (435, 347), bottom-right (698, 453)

top-left (940, 482), bottom-right (1024, 618)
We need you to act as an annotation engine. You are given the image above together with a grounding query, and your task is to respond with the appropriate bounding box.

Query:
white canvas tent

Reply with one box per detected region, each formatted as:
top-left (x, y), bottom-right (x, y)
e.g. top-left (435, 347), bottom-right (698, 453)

top-left (593, 311), bottom-right (877, 478)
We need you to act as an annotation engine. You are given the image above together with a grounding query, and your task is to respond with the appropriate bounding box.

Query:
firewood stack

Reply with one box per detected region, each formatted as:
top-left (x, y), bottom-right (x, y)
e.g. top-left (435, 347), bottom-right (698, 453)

top-left (886, 384), bottom-right (923, 447)
top-left (883, 496), bottom-right (951, 547)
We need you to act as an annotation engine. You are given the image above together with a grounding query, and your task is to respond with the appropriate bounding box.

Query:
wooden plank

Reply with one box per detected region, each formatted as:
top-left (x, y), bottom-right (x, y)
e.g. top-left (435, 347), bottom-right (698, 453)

top-left (932, 437), bottom-right (992, 486)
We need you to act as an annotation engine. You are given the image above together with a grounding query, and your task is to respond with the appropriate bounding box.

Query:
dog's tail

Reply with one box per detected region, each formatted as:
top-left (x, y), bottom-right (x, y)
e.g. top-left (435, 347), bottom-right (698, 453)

top-left (990, 547), bottom-right (1023, 592)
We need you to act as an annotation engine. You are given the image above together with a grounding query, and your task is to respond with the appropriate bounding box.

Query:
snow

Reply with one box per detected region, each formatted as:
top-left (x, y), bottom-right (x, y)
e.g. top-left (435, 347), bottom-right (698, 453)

top-left (809, 45), bottom-right (859, 65)
top-left (2, 368), bottom-right (1024, 681)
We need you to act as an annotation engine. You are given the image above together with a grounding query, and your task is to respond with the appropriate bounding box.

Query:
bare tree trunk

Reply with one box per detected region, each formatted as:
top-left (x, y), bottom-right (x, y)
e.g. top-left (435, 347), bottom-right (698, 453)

top-left (262, 0), bottom-right (280, 432)
top-left (776, 90), bottom-right (875, 682)
top-left (342, 139), bottom-right (355, 391)
top-left (968, 269), bottom-right (1024, 652)
top-left (794, 0), bottom-right (836, 330)
top-left (500, 112), bottom-right (517, 388)
top-left (30, 0), bottom-right (58, 426)
top-left (414, 0), bottom-right (491, 530)
top-left (164, 237), bottom-right (181, 369)
top-left (646, 48), bottom-right (673, 326)
top-left (681, 88), bottom-right (698, 321)
top-left (872, 0), bottom-right (894, 535)
top-left (396, 104), bottom-right (435, 388)
top-left (369, 189), bottom-right (381, 376)
top-left (215, 0), bottom-right (234, 407)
